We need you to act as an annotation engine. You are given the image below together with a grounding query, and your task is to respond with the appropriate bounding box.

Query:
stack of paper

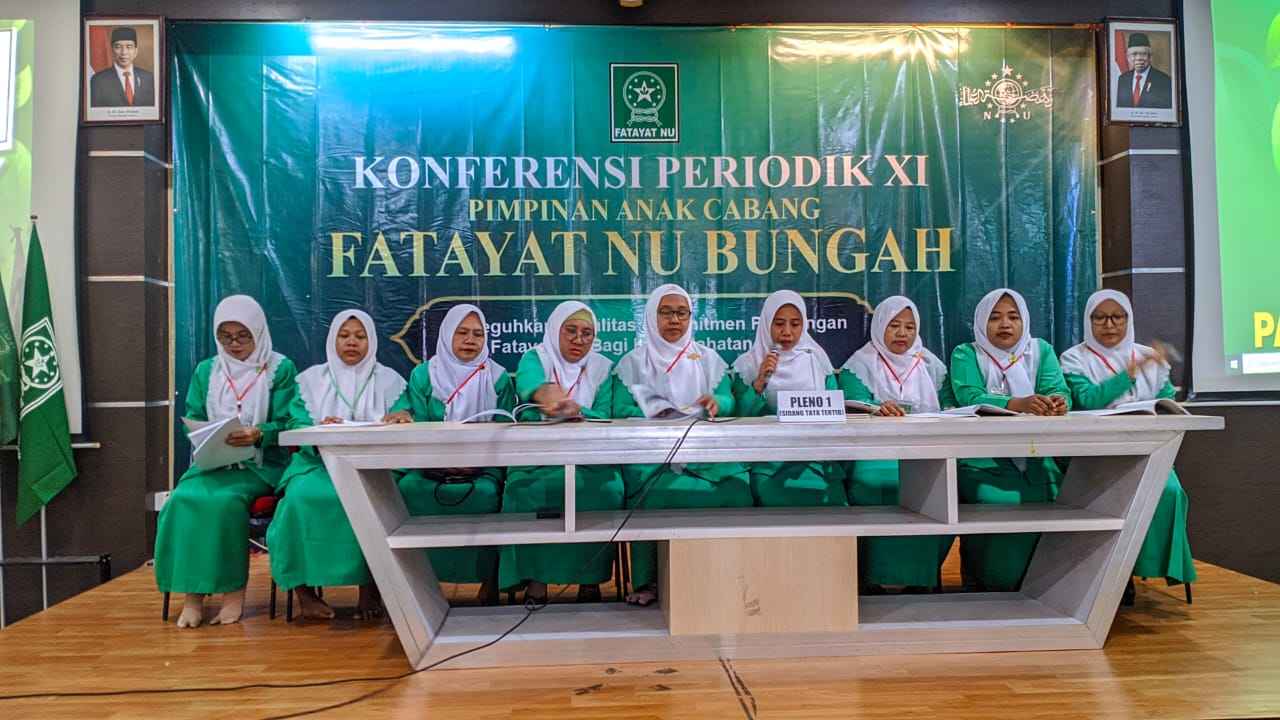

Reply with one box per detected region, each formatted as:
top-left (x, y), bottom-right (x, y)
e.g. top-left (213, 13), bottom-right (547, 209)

top-left (1070, 398), bottom-right (1189, 416)
top-left (183, 416), bottom-right (255, 470)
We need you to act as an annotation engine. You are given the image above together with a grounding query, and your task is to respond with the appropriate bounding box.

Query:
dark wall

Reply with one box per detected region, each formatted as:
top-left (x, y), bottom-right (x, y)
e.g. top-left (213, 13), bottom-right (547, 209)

top-left (0, 0), bottom-right (1215, 625)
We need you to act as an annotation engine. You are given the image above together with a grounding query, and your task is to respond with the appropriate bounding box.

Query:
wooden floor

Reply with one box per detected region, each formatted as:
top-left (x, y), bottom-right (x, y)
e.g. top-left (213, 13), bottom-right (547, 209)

top-left (2, 552), bottom-right (1279, 719)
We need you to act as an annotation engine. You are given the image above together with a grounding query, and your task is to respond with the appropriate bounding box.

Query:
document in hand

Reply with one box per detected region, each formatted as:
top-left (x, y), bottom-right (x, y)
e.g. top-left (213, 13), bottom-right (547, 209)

top-left (187, 416), bottom-right (256, 470)
top-left (1070, 398), bottom-right (1189, 416)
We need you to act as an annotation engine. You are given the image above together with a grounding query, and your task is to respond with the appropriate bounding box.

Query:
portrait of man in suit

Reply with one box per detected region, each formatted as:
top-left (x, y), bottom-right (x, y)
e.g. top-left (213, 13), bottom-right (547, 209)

top-left (1115, 32), bottom-right (1173, 109)
top-left (89, 26), bottom-right (155, 108)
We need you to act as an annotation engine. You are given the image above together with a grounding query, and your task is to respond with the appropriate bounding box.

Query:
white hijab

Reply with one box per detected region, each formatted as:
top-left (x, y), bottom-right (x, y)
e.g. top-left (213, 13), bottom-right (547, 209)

top-left (615, 283), bottom-right (729, 417)
top-left (206, 295), bottom-right (283, 426)
top-left (734, 290), bottom-right (834, 407)
top-left (428, 304), bottom-right (507, 421)
top-left (843, 295), bottom-right (946, 412)
top-left (1060, 290), bottom-right (1169, 405)
top-left (534, 301), bottom-right (613, 409)
top-left (972, 289), bottom-right (1041, 397)
top-left (296, 310), bottom-right (406, 423)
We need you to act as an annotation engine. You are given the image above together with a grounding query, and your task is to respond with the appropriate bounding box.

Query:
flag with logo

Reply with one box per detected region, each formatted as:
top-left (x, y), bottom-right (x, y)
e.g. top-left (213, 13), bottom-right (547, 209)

top-left (0, 274), bottom-right (19, 445)
top-left (16, 224), bottom-right (77, 525)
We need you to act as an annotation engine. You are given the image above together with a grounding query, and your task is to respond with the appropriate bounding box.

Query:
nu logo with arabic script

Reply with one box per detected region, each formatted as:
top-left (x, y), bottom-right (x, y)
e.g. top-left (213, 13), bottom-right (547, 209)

top-left (959, 64), bottom-right (1053, 124)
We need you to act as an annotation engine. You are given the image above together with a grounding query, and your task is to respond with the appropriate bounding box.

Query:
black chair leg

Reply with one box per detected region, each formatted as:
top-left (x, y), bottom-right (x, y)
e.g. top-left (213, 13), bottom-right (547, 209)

top-left (614, 544), bottom-right (625, 602)
top-left (270, 581), bottom-right (278, 620)
top-left (506, 590), bottom-right (517, 605)
top-left (1122, 577), bottom-right (1136, 607)
top-left (162, 592), bottom-right (170, 622)
top-left (620, 542), bottom-right (632, 595)
top-left (99, 554), bottom-right (112, 585)
top-left (286, 589), bottom-right (294, 622)
top-left (1185, 583), bottom-right (1193, 605)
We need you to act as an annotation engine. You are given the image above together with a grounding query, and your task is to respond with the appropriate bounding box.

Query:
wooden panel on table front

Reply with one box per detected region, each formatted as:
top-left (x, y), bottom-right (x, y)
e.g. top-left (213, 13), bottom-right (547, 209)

top-left (659, 537), bottom-right (857, 635)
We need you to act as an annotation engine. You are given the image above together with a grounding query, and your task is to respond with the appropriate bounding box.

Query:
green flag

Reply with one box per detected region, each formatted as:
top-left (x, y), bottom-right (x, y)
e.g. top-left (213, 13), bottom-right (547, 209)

top-left (16, 224), bottom-right (77, 525)
top-left (0, 274), bottom-right (19, 445)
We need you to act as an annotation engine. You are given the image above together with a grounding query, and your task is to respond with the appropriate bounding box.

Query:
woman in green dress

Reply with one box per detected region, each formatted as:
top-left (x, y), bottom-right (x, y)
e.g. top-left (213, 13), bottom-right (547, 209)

top-left (268, 309), bottom-right (408, 620)
top-left (949, 288), bottom-right (1070, 591)
top-left (499, 301), bottom-right (624, 603)
top-left (1060, 289), bottom-right (1195, 588)
top-left (842, 295), bottom-right (955, 591)
top-left (731, 289), bottom-right (846, 507)
top-left (613, 283), bottom-right (753, 606)
top-left (389, 303), bottom-right (515, 604)
top-left (155, 295), bottom-right (297, 628)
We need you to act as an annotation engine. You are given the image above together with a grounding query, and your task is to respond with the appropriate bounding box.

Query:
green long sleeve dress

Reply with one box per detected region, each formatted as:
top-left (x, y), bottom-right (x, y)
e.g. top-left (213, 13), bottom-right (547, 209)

top-left (497, 351), bottom-right (625, 590)
top-left (949, 339), bottom-right (1070, 591)
top-left (1064, 371), bottom-right (1196, 585)
top-left (731, 373), bottom-right (848, 507)
top-left (613, 373), bottom-right (753, 590)
top-left (267, 387), bottom-right (407, 591)
top-left (836, 369), bottom-right (956, 589)
top-left (154, 357), bottom-right (298, 594)
top-left (391, 363), bottom-right (516, 584)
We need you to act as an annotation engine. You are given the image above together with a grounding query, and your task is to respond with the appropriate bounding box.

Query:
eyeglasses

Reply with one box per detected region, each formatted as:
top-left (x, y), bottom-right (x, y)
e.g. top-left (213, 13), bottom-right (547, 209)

top-left (562, 327), bottom-right (596, 342)
top-left (657, 309), bottom-right (691, 320)
top-left (216, 331), bottom-right (254, 346)
top-left (1089, 313), bottom-right (1128, 326)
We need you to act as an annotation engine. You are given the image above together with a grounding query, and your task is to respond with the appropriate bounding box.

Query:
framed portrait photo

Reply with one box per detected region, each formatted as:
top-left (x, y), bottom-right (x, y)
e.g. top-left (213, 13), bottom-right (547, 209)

top-left (1104, 19), bottom-right (1181, 126)
top-left (82, 16), bottom-right (163, 125)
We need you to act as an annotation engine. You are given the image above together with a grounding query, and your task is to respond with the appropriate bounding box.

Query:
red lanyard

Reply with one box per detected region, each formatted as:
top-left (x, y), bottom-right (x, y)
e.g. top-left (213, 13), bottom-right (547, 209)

top-left (1087, 346), bottom-right (1134, 375)
top-left (664, 342), bottom-right (691, 374)
top-left (445, 363), bottom-right (487, 406)
top-left (223, 364), bottom-right (267, 412)
top-left (980, 347), bottom-right (1021, 373)
top-left (878, 352), bottom-right (923, 390)
top-left (552, 367), bottom-right (584, 397)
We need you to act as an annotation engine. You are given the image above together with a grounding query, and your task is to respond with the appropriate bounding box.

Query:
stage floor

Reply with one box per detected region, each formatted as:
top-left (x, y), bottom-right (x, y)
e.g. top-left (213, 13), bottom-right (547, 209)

top-left (2, 553), bottom-right (1279, 719)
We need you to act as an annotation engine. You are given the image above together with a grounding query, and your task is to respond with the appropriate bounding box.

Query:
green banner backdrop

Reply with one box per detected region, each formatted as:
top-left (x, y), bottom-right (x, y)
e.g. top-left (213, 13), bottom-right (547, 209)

top-left (171, 22), bottom-right (1098, 411)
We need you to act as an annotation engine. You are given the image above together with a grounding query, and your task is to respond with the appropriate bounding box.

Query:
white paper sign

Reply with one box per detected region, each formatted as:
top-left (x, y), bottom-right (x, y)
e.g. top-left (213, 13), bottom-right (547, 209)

top-left (776, 390), bottom-right (846, 423)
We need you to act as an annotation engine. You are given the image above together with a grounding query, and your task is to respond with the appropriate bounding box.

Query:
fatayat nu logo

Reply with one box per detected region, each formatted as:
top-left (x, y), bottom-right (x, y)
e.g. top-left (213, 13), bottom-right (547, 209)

top-left (959, 63), bottom-right (1053, 124)
top-left (610, 63), bottom-right (679, 143)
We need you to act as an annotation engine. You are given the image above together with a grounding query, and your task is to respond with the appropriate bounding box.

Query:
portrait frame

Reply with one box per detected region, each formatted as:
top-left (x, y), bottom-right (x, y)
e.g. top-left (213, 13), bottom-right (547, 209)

top-left (81, 16), bottom-right (164, 125)
top-left (1103, 18), bottom-right (1181, 127)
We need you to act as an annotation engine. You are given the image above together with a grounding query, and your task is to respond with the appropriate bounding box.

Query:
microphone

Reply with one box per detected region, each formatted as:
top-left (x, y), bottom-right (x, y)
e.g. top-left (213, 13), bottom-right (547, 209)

top-left (762, 343), bottom-right (781, 387)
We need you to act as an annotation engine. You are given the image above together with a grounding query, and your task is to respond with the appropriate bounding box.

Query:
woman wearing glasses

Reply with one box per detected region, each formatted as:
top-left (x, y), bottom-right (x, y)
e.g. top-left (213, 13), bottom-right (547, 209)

top-left (268, 310), bottom-right (408, 620)
top-left (499, 301), bottom-right (625, 604)
top-left (155, 295), bottom-right (299, 628)
top-left (949, 289), bottom-right (1070, 591)
top-left (613, 284), bottom-right (752, 606)
top-left (1060, 290), bottom-right (1195, 590)
top-left (386, 303), bottom-right (515, 605)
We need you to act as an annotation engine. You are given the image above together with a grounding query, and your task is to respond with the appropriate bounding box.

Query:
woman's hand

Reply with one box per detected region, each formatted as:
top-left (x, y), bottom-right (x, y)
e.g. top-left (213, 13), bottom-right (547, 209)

top-left (696, 394), bottom-right (719, 418)
top-left (225, 426), bottom-right (263, 447)
top-left (875, 400), bottom-right (906, 417)
top-left (1048, 394), bottom-right (1068, 416)
top-left (320, 416), bottom-right (344, 425)
top-left (1007, 395), bottom-right (1055, 416)
top-left (382, 411), bottom-right (413, 424)
top-left (1127, 345), bottom-right (1169, 379)
top-left (533, 384), bottom-right (581, 418)
top-left (753, 353), bottom-right (780, 394)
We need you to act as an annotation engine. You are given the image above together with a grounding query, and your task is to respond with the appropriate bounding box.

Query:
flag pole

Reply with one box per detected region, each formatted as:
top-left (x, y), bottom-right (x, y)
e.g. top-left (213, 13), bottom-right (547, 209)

top-left (0, 462), bottom-right (6, 629)
top-left (40, 506), bottom-right (47, 610)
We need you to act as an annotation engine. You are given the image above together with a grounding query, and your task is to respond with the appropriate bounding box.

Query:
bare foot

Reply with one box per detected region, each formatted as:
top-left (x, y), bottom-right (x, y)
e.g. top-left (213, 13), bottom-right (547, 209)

top-left (525, 580), bottom-right (548, 605)
top-left (355, 584), bottom-right (383, 620)
top-left (210, 588), bottom-right (246, 625)
top-left (295, 587), bottom-right (335, 620)
top-left (177, 593), bottom-right (205, 628)
top-left (625, 585), bottom-right (658, 607)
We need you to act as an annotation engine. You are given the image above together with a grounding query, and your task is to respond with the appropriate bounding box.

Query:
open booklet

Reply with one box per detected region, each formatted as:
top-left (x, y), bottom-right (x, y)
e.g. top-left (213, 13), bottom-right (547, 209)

top-left (844, 399), bottom-right (882, 414)
top-left (182, 416), bottom-right (256, 470)
top-left (911, 404), bottom-right (1021, 418)
top-left (1070, 398), bottom-right (1189, 416)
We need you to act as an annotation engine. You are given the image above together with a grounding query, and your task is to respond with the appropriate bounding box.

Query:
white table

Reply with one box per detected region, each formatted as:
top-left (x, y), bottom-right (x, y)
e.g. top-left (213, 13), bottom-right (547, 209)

top-left (281, 414), bottom-right (1223, 668)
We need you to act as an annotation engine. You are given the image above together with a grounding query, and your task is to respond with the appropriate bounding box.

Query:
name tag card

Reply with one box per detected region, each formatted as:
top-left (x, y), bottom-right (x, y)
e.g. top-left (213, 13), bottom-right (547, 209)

top-left (776, 390), bottom-right (846, 423)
